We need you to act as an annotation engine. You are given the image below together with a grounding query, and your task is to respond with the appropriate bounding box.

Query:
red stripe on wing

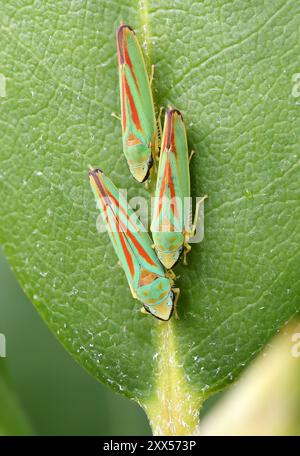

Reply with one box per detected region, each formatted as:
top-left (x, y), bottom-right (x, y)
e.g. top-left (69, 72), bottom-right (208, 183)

top-left (124, 42), bottom-right (140, 95)
top-left (102, 193), bottom-right (136, 279)
top-left (156, 150), bottom-right (178, 224)
top-left (109, 197), bottom-right (156, 268)
top-left (167, 157), bottom-right (178, 222)
top-left (124, 77), bottom-right (142, 132)
top-left (126, 229), bottom-right (156, 266)
top-left (119, 229), bottom-right (135, 277)
top-left (157, 158), bottom-right (168, 218)
top-left (91, 171), bottom-right (154, 271)
top-left (170, 113), bottom-right (177, 156)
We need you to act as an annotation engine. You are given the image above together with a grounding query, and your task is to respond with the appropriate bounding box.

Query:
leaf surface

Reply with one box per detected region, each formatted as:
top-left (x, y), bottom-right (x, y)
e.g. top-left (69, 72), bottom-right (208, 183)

top-left (0, 0), bottom-right (299, 434)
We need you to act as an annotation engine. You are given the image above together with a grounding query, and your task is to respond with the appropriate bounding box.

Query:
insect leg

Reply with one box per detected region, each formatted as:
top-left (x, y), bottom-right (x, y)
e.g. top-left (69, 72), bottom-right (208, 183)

top-left (111, 112), bottom-right (121, 121)
top-left (149, 64), bottom-right (155, 87)
top-left (183, 194), bottom-right (208, 264)
top-left (189, 149), bottom-right (195, 163)
top-left (173, 288), bottom-right (180, 320)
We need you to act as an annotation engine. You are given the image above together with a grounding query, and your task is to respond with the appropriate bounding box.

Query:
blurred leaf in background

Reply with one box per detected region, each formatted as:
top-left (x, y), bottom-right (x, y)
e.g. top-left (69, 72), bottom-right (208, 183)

top-left (0, 360), bottom-right (32, 436)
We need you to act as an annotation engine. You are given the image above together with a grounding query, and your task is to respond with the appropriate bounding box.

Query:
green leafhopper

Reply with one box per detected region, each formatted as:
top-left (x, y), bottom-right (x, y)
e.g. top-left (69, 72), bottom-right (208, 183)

top-left (89, 167), bottom-right (179, 320)
top-left (116, 24), bottom-right (157, 183)
top-left (151, 108), bottom-right (207, 269)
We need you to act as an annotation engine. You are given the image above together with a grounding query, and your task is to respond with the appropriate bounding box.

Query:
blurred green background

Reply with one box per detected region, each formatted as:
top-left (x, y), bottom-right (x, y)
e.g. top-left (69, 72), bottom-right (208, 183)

top-left (0, 248), bottom-right (151, 435)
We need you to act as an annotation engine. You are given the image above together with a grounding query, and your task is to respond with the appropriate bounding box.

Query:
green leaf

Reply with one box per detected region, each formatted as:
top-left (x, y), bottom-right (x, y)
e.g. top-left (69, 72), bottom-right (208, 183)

top-left (0, 0), bottom-right (299, 435)
top-left (0, 362), bottom-right (32, 435)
